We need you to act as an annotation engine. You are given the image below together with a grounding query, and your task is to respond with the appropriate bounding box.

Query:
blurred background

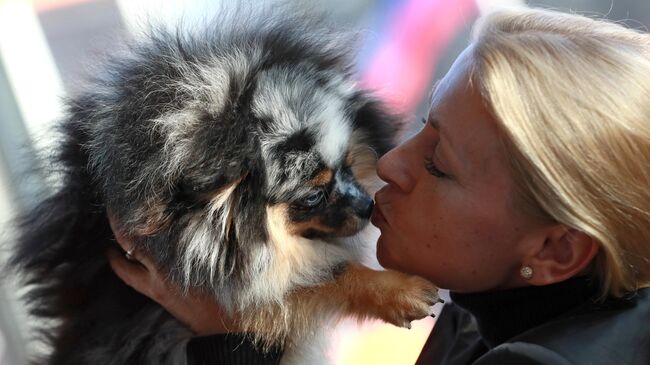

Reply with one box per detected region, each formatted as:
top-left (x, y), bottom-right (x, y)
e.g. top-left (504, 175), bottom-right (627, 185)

top-left (1, 0), bottom-right (649, 364)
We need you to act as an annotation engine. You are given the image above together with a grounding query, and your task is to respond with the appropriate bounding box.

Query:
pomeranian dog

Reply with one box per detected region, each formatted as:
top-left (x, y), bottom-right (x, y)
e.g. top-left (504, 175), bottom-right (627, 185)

top-left (10, 5), bottom-right (438, 365)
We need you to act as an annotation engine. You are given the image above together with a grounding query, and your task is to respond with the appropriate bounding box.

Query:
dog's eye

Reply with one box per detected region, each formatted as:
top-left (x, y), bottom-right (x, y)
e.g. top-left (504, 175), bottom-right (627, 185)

top-left (300, 190), bottom-right (325, 208)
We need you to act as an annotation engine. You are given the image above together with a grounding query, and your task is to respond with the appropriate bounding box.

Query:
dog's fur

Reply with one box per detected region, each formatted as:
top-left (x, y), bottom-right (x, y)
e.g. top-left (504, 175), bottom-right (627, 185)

top-left (10, 6), bottom-right (438, 364)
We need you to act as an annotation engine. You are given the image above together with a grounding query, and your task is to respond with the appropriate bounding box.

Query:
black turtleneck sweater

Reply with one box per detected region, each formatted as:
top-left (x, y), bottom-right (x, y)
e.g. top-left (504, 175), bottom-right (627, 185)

top-left (186, 333), bottom-right (283, 365)
top-left (450, 276), bottom-right (599, 348)
top-left (416, 276), bottom-right (603, 365)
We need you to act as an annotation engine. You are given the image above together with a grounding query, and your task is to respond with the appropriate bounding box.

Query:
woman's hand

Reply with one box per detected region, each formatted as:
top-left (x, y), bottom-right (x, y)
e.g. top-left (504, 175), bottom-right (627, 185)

top-left (106, 215), bottom-right (240, 336)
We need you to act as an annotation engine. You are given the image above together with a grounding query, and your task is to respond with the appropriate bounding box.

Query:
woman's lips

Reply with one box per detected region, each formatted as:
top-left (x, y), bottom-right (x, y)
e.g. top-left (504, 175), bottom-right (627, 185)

top-left (370, 203), bottom-right (388, 227)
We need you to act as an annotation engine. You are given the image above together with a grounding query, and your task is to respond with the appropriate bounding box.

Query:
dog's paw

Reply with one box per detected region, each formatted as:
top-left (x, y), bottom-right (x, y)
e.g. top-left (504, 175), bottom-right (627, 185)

top-left (372, 272), bottom-right (440, 329)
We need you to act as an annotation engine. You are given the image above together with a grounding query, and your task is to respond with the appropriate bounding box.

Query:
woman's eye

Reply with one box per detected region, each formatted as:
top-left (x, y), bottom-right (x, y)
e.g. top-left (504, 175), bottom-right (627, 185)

top-left (301, 190), bottom-right (325, 207)
top-left (424, 156), bottom-right (447, 178)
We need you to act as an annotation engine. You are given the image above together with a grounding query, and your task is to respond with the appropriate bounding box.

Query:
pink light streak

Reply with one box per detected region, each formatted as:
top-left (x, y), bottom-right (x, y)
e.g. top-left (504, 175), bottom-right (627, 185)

top-left (362, 0), bottom-right (478, 114)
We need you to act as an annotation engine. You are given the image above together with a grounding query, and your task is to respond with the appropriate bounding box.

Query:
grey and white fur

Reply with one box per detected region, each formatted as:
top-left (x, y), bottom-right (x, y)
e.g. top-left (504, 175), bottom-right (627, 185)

top-left (10, 4), bottom-right (438, 365)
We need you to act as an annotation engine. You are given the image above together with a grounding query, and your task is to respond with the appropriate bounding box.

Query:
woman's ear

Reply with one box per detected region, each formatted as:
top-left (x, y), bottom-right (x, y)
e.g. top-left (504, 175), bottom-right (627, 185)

top-left (524, 225), bottom-right (600, 285)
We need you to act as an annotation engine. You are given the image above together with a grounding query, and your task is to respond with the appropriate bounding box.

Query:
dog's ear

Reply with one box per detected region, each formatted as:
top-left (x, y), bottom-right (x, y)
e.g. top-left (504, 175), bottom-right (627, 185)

top-left (176, 121), bottom-right (261, 200)
top-left (117, 116), bottom-right (263, 237)
top-left (349, 92), bottom-right (402, 155)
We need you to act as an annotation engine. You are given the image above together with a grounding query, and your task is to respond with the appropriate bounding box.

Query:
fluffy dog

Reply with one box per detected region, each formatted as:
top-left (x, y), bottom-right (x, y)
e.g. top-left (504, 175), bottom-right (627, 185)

top-left (10, 7), bottom-right (438, 365)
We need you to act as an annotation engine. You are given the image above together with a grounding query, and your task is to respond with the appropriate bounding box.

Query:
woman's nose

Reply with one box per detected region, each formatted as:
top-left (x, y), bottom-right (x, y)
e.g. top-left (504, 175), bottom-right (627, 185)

top-left (376, 142), bottom-right (416, 193)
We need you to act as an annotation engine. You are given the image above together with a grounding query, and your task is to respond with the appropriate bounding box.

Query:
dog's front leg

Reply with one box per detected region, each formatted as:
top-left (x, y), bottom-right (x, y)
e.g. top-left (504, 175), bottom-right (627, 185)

top-left (292, 263), bottom-right (440, 329)
top-left (241, 263), bottom-right (439, 351)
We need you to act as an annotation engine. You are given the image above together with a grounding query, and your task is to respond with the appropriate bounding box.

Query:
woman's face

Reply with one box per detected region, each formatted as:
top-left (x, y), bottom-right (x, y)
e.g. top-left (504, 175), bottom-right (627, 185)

top-left (373, 48), bottom-right (542, 293)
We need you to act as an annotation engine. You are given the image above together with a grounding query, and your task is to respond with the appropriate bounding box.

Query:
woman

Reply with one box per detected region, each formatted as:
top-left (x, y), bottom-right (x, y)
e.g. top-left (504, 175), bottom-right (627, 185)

top-left (108, 7), bottom-right (650, 364)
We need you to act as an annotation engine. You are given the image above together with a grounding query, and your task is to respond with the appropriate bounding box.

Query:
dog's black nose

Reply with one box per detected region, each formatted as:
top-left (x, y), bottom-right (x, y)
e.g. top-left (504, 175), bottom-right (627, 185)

top-left (357, 197), bottom-right (374, 219)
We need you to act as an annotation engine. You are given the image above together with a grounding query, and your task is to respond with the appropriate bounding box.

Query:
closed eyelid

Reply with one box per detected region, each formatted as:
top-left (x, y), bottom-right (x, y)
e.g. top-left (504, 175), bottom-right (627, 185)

top-left (430, 146), bottom-right (445, 168)
top-left (426, 133), bottom-right (458, 180)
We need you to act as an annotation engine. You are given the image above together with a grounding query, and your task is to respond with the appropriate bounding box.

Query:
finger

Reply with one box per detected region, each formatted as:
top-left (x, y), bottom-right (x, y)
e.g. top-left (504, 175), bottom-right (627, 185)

top-left (106, 213), bottom-right (159, 272)
top-left (107, 248), bottom-right (153, 295)
top-left (122, 243), bottom-right (161, 274)
top-left (111, 230), bottom-right (152, 272)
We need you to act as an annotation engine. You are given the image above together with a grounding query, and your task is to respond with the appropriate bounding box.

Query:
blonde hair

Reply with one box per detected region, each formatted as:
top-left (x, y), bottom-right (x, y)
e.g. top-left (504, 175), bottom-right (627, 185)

top-left (470, 7), bottom-right (650, 297)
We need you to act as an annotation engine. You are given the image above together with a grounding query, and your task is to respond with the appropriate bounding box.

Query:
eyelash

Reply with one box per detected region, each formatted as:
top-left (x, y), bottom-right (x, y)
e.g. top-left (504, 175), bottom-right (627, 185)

top-left (421, 117), bottom-right (448, 178)
top-left (424, 156), bottom-right (447, 178)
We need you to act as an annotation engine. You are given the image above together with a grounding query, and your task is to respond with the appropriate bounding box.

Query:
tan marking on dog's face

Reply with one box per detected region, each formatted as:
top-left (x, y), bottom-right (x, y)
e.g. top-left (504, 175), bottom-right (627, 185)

top-left (276, 197), bottom-right (365, 238)
top-left (287, 215), bottom-right (336, 236)
top-left (310, 168), bottom-right (333, 186)
top-left (268, 203), bottom-right (334, 238)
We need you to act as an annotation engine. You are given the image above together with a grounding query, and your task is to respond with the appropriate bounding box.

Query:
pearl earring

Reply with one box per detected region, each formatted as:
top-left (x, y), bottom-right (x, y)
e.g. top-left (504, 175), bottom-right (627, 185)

top-left (520, 266), bottom-right (534, 280)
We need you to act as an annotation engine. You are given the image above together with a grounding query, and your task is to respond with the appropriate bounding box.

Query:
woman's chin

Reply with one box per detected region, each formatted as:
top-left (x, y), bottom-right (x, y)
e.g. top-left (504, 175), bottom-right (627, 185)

top-left (376, 236), bottom-right (400, 270)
